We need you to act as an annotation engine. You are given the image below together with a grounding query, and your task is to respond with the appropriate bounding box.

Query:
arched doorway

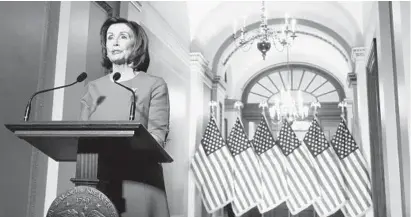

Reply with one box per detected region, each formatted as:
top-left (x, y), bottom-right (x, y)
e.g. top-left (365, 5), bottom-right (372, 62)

top-left (235, 63), bottom-right (346, 217)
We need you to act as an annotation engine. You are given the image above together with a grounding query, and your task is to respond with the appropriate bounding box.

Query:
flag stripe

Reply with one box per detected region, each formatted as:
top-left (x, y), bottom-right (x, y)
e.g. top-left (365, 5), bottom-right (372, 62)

top-left (286, 177), bottom-right (300, 212)
top-left (285, 157), bottom-right (305, 208)
top-left (323, 149), bottom-right (347, 197)
top-left (285, 156), bottom-right (310, 210)
top-left (205, 152), bottom-right (229, 201)
top-left (273, 147), bottom-right (289, 194)
top-left (351, 151), bottom-right (372, 194)
top-left (240, 150), bottom-right (261, 202)
top-left (342, 172), bottom-right (363, 215)
top-left (211, 150), bottom-right (233, 200)
top-left (293, 148), bottom-right (319, 199)
top-left (319, 151), bottom-right (346, 204)
top-left (191, 161), bottom-right (214, 210)
top-left (192, 154), bottom-right (217, 210)
top-left (215, 149), bottom-right (234, 194)
top-left (288, 153), bottom-right (315, 202)
top-left (197, 152), bottom-right (224, 207)
top-left (259, 155), bottom-right (278, 204)
top-left (341, 160), bottom-right (368, 213)
top-left (296, 147), bottom-right (321, 197)
top-left (342, 158), bottom-right (371, 207)
top-left (353, 150), bottom-right (371, 181)
top-left (198, 149), bottom-right (226, 204)
top-left (233, 159), bottom-right (251, 211)
top-left (314, 155), bottom-right (337, 213)
top-left (261, 152), bottom-right (283, 201)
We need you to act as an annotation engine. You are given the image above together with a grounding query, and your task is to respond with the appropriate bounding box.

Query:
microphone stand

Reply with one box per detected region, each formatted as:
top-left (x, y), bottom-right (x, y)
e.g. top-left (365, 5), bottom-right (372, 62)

top-left (24, 81), bottom-right (78, 122)
top-left (112, 73), bottom-right (136, 121)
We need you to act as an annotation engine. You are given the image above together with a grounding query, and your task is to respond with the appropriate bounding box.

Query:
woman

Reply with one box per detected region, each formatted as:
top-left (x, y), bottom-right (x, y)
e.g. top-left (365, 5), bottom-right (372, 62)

top-left (80, 17), bottom-right (170, 217)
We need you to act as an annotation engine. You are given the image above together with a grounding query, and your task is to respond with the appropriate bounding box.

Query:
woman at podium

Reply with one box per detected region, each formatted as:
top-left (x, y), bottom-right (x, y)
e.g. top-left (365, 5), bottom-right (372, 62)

top-left (79, 17), bottom-right (170, 217)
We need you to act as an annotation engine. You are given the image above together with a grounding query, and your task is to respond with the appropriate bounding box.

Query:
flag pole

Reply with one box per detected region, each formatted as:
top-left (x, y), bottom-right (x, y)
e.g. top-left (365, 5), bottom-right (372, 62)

top-left (310, 101), bottom-right (321, 122)
top-left (258, 101), bottom-right (268, 217)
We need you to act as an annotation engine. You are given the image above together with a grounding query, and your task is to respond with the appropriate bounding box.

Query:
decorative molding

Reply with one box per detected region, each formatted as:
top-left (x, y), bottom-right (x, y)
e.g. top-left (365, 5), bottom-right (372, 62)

top-left (190, 52), bottom-right (213, 87)
top-left (347, 72), bottom-right (357, 88)
top-left (223, 30), bottom-right (350, 66)
top-left (351, 47), bottom-right (366, 63)
top-left (94, 1), bottom-right (113, 16)
top-left (212, 75), bottom-right (227, 92)
top-left (190, 52), bottom-right (209, 73)
top-left (130, 1), bottom-right (142, 12)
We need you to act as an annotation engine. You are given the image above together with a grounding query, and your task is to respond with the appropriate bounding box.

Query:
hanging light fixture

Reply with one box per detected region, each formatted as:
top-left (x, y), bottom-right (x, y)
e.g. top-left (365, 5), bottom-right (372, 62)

top-left (232, 1), bottom-right (298, 60)
top-left (268, 46), bottom-right (309, 123)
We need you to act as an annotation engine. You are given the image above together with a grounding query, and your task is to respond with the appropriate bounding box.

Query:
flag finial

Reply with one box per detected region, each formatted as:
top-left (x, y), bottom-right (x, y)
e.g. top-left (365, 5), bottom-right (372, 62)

top-left (209, 101), bottom-right (218, 118)
top-left (310, 101), bottom-right (321, 120)
top-left (338, 99), bottom-right (347, 121)
top-left (259, 101), bottom-right (268, 114)
top-left (234, 101), bottom-right (243, 116)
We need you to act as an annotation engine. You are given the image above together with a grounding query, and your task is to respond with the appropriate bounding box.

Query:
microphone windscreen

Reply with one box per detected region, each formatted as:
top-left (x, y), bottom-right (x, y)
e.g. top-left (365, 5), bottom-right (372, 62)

top-left (76, 72), bottom-right (88, 82)
top-left (113, 72), bottom-right (121, 81)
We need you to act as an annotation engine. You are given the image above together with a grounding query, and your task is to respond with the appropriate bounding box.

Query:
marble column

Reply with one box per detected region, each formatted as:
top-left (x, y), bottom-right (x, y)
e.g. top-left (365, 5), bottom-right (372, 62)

top-left (211, 75), bottom-right (227, 134)
top-left (346, 72), bottom-right (362, 151)
top-left (351, 47), bottom-right (371, 169)
top-left (188, 52), bottom-right (211, 217)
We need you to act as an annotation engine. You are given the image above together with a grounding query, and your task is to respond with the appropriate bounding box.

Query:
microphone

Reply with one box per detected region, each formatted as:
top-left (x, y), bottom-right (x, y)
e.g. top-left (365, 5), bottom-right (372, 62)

top-left (23, 72), bottom-right (88, 122)
top-left (112, 72), bottom-right (136, 121)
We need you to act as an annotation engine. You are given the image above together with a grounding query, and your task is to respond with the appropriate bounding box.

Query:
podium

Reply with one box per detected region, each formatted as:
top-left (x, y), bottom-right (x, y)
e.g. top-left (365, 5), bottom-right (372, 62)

top-left (5, 121), bottom-right (173, 217)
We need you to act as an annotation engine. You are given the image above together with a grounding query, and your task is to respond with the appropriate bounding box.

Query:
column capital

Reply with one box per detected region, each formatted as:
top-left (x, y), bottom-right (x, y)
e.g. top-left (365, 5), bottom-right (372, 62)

top-left (347, 72), bottom-right (357, 88)
top-left (351, 47), bottom-right (366, 63)
top-left (190, 52), bottom-right (209, 72)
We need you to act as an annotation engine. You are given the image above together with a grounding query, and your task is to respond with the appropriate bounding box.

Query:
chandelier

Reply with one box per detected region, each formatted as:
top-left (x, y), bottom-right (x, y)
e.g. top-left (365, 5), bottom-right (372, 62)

top-left (268, 47), bottom-right (309, 122)
top-left (232, 1), bottom-right (298, 60)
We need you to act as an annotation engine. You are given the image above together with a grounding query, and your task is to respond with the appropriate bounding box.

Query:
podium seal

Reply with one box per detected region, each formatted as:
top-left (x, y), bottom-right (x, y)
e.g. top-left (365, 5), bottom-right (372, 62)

top-left (46, 186), bottom-right (119, 217)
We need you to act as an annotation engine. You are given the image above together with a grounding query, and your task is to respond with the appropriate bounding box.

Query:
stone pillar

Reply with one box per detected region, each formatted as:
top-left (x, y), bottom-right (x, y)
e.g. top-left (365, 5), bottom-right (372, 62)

top-left (346, 72), bottom-right (361, 150)
top-left (351, 47), bottom-right (371, 168)
top-left (188, 52), bottom-right (210, 217)
top-left (211, 76), bottom-right (227, 134)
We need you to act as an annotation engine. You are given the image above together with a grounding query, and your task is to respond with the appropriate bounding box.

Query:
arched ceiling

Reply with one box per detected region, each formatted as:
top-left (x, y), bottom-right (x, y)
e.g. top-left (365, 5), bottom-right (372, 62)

top-left (188, 1), bottom-right (364, 99)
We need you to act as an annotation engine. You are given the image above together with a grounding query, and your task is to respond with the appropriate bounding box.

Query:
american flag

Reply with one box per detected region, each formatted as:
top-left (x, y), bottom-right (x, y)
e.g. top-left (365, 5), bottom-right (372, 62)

top-left (303, 119), bottom-right (348, 216)
top-left (190, 117), bottom-right (234, 213)
top-left (227, 117), bottom-right (262, 216)
top-left (277, 120), bottom-right (321, 215)
top-left (331, 120), bottom-right (372, 217)
top-left (253, 115), bottom-right (289, 213)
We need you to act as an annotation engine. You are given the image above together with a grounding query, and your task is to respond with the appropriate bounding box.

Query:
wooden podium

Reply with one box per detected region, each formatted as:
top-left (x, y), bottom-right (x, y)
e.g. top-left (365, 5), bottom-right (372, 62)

top-left (5, 121), bottom-right (173, 217)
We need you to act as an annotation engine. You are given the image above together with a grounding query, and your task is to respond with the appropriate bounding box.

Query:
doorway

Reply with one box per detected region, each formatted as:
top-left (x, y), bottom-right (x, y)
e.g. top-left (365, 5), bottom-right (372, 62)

top-left (366, 38), bottom-right (386, 217)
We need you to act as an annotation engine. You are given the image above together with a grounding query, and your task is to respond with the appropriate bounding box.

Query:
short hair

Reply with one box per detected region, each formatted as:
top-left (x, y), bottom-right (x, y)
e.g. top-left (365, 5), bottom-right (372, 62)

top-left (100, 17), bottom-right (150, 73)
